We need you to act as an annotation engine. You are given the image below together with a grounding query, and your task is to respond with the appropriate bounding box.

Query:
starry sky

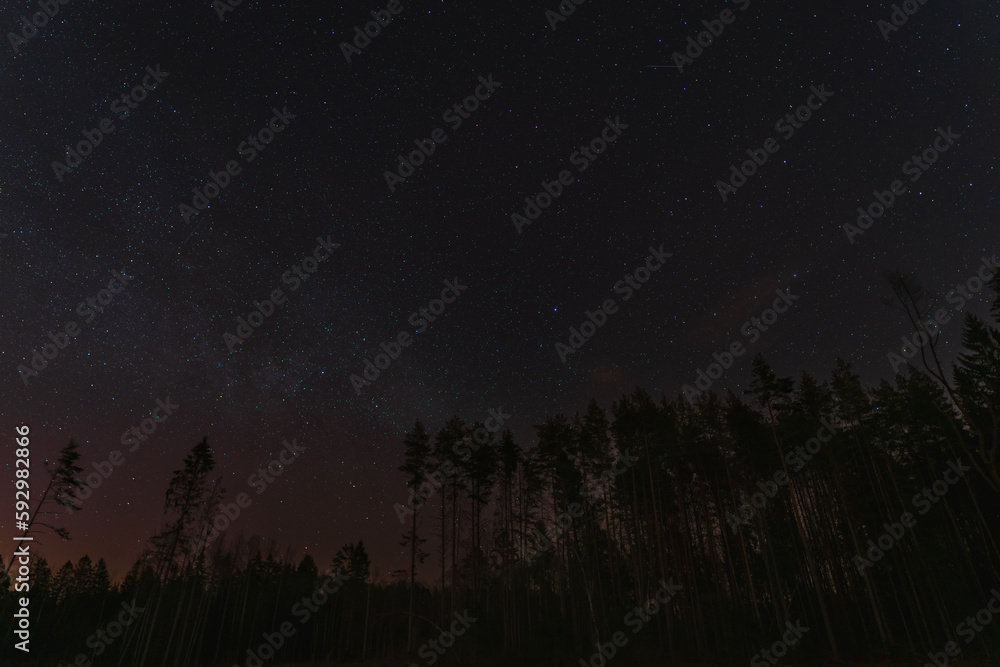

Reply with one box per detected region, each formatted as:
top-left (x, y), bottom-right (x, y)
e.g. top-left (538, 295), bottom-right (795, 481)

top-left (1, 0), bottom-right (997, 581)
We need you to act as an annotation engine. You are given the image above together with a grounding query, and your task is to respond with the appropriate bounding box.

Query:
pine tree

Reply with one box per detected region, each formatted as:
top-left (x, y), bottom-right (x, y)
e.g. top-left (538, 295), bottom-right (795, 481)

top-left (93, 558), bottom-right (112, 597)
top-left (73, 555), bottom-right (96, 599)
top-left (332, 540), bottom-right (370, 581)
top-left (432, 416), bottom-right (468, 615)
top-left (150, 437), bottom-right (218, 581)
top-left (50, 560), bottom-right (75, 605)
top-left (951, 275), bottom-right (1000, 489)
top-left (399, 420), bottom-right (431, 652)
top-left (5, 440), bottom-right (84, 574)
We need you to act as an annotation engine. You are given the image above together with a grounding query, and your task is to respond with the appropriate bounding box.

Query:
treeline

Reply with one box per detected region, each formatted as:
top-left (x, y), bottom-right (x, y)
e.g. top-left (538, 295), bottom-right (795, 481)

top-left (2, 273), bottom-right (999, 666)
top-left (0, 538), bottom-right (410, 666)
top-left (393, 372), bottom-right (1000, 664)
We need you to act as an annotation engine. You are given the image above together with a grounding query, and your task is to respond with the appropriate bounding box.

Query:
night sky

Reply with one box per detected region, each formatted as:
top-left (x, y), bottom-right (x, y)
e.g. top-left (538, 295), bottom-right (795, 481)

top-left (1, 0), bottom-right (997, 581)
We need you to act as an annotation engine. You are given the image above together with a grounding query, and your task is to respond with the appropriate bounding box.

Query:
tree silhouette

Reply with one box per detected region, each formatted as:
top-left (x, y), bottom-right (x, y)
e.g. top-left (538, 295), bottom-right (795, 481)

top-left (6, 439), bottom-right (84, 574)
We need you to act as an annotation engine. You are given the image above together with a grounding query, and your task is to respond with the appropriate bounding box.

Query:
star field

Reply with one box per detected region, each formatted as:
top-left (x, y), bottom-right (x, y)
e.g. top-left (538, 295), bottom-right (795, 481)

top-left (0, 0), bottom-right (997, 579)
